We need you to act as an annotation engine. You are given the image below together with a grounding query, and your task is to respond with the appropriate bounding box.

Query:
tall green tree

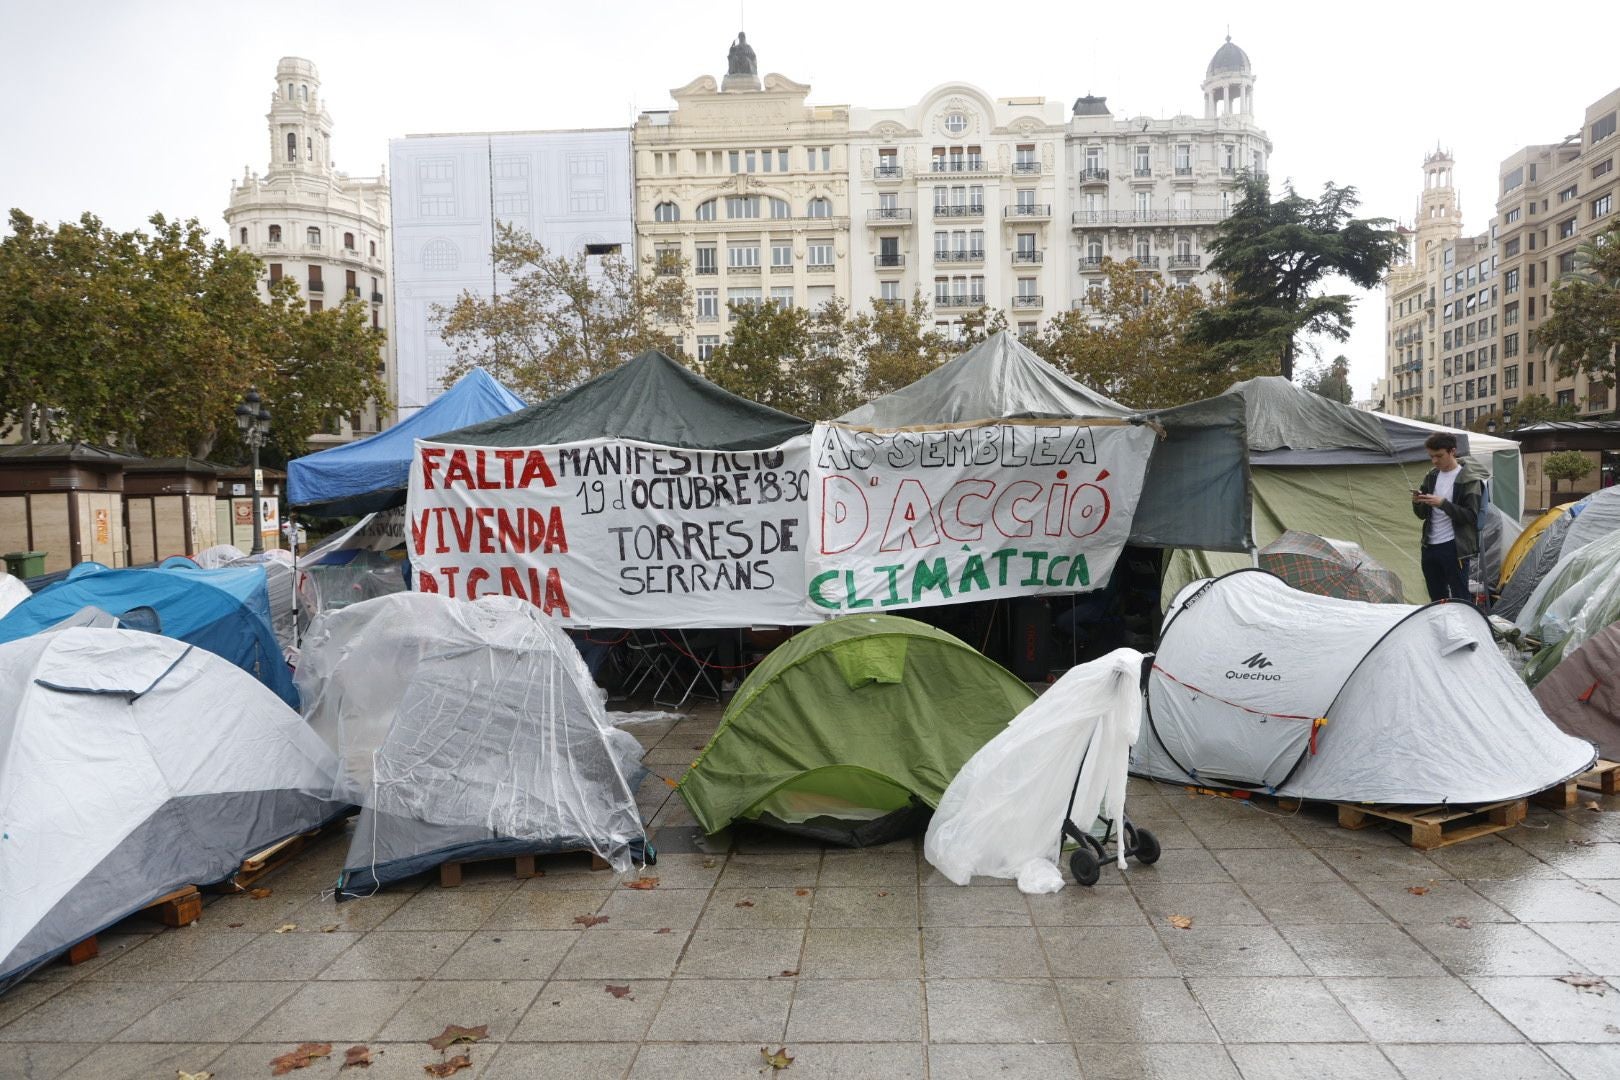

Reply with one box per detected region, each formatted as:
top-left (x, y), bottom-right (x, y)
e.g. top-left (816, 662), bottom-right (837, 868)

top-left (705, 298), bottom-right (863, 421)
top-left (1544, 450), bottom-right (1596, 494)
top-left (1189, 175), bottom-right (1405, 379)
top-left (1507, 393), bottom-right (1581, 427)
top-left (435, 225), bottom-right (691, 401)
top-left (1299, 354), bottom-right (1354, 404)
top-left (847, 290), bottom-right (949, 398)
top-left (1539, 219), bottom-right (1620, 391)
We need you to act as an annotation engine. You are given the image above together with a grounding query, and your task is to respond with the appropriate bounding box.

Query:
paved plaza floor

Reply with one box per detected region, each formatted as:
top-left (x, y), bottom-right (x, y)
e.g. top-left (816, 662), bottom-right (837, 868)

top-left (6, 704), bottom-right (1620, 1079)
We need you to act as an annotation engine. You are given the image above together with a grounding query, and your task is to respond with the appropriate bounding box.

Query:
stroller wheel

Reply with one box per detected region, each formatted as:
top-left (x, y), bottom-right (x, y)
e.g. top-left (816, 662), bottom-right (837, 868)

top-left (1131, 827), bottom-right (1161, 865)
top-left (1068, 847), bottom-right (1101, 887)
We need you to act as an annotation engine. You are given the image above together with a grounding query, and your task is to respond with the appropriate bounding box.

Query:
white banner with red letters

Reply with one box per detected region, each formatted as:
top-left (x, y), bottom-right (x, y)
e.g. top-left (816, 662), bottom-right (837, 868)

top-left (407, 437), bottom-right (814, 627)
top-left (803, 421), bottom-right (1156, 615)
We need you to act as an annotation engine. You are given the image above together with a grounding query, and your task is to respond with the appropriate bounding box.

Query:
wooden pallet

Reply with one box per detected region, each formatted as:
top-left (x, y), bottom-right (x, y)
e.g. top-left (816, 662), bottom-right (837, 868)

top-left (438, 849), bottom-right (610, 888)
top-left (1335, 799), bottom-right (1527, 849)
top-left (1532, 760), bottom-right (1620, 810)
top-left (228, 818), bottom-right (350, 888)
top-left (64, 886), bottom-right (203, 966)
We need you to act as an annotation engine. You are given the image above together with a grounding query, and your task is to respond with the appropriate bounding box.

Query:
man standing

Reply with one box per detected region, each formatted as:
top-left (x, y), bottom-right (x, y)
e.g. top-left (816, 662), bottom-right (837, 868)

top-left (1412, 432), bottom-right (1488, 601)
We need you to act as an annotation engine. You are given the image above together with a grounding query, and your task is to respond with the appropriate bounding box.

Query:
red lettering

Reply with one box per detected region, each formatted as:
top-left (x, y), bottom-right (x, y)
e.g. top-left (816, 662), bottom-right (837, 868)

top-left (466, 567), bottom-right (490, 598)
top-left (526, 508), bottom-right (545, 551)
top-left (410, 510), bottom-right (430, 555)
top-left (476, 507), bottom-right (495, 553)
top-left (543, 568), bottom-right (571, 617)
top-left (500, 566), bottom-right (528, 600)
top-left (495, 449), bottom-right (526, 487)
top-left (420, 447), bottom-right (446, 489)
top-left (518, 450), bottom-right (557, 488)
top-left (443, 449), bottom-right (475, 488)
top-left (543, 506), bottom-right (569, 553)
top-left (498, 509), bottom-right (524, 552)
top-left (441, 566), bottom-right (461, 597)
top-left (417, 571), bottom-right (438, 593)
top-left (432, 508), bottom-right (449, 554)
top-left (448, 509), bottom-right (475, 552)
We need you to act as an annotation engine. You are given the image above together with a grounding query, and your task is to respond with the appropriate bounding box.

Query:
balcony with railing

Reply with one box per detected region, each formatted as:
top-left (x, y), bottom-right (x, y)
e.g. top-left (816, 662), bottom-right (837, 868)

top-left (770, 263), bottom-right (793, 274)
top-left (935, 293), bottom-right (987, 309)
top-left (1078, 256), bottom-right (1106, 271)
top-left (1079, 167), bottom-right (1109, 185)
top-left (1394, 386), bottom-right (1423, 401)
top-left (1012, 161), bottom-right (1042, 175)
top-left (935, 249), bottom-right (986, 264)
top-left (727, 263), bottom-right (762, 275)
top-left (874, 164), bottom-right (903, 180)
top-left (1004, 204), bottom-right (1051, 221)
top-left (808, 262), bottom-right (836, 274)
top-left (346, 286), bottom-right (362, 299)
top-left (371, 291), bottom-right (384, 303)
top-left (1167, 255), bottom-right (1202, 270)
top-left (695, 264), bottom-right (719, 276)
top-left (874, 254), bottom-right (906, 269)
top-left (1174, 166), bottom-right (1194, 178)
top-left (1071, 209), bottom-right (1231, 227)
top-left (1011, 294), bottom-right (1044, 309)
top-left (934, 204), bottom-right (985, 219)
top-left (1011, 250), bottom-right (1043, 265)
top-left (866, 207), bottom-right (912, 225)
top-left (307, 280), bottom-right (324, 293)
top-left (1132, 167), bottom-right (1153, 179)
top-left (930, 159), bottom-right (988, 174)
top-left (874, 297), bottom-right (906, 309)
top-left (697, 311), bottom-right (719, 323)
top-left (654, 260), bottom-right (683, 277)
top-left (1396, 360), bottom-right (1422, 374)
top-left (1131, 256), bottom-right (1161, 270)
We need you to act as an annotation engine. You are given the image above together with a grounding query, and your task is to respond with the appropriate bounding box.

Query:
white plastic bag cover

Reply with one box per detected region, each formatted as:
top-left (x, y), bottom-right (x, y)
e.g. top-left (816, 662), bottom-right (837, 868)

top-left (1015, 859), bottom-right (1065, 894)
top-left (925, 649), bottom-right (1144, 888)
top-left (1516, 524), bottom-right (1620, 647)
top-left (297, 592), bottom-right (647, 871)
top-left (192, 544), bottom-right (246, 569)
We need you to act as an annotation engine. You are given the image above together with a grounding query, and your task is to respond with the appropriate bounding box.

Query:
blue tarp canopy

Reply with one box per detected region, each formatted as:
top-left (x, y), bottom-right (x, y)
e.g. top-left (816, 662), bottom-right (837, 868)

top-left (0, 558), bottom-right (297, 707)
top-left (287, 368), bottom-right (524, 516)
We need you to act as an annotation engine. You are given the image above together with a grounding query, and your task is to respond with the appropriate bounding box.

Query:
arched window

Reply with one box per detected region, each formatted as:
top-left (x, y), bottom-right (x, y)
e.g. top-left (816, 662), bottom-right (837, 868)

top-left (422, 239), bottom-right (459, 272)
top-left (768, 197), bottom-right (791, 219)
top-left (695, 199), bottom-right (717, 221)
top-left (343, 232), bottom-right (355, 250)
top-left (653, 201), bottom-right (680, 222)
top-left (268, 225), bottom-right (282, 243)
top-left (239, 227), bottom-right (248, 245)
top-left (300, 84), bottom-right (308, 101)
top-left (306, 136), bottom-right (313, 161)
top-left (807, 197), bottom-right (832, 219)
top-left (307, 227), bottom-right (321, 246)
top-left (286, 133), bottom-right (297, 162)
top-left (369, 240), bottom-right (377, 256)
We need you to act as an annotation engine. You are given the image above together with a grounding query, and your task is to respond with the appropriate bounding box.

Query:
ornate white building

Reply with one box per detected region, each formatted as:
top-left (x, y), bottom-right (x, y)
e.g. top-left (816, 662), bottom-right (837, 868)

top-left (1066, 37), bottom-right (1271, 308)
top-left (633, 35), bottom-right (851, 363)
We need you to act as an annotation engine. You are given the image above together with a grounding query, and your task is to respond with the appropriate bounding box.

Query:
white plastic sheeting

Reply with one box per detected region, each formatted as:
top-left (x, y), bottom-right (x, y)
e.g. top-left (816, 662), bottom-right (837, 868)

top-left (0, 573), bottom-right (29, 619)
top-left (1561, 487), bottom-right (1620, 553)
top-left (193, 544), bottom-right (246, 568)
top-left (1137, 570), bottom-right (1594, 803)
top-left (0, 628), bottom-right (343, 988)
top-left (1516, 527), bottom-right (1620, 685)
top-left (227, 551), bottom-right (295, 652)
top-left (297, 593), bottom-right (648, 883)
top-left (925, 649), bottom-right (1144, 892)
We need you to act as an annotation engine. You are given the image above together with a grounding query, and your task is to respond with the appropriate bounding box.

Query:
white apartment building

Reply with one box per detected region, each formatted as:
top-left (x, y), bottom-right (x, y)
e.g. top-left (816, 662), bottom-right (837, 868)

top-left (846, 86), bottom-right (1067, 338)
top-left (633, 38), bottom-right (851, 364)
top-left (224, 57), bottom-right (392, 446)
top-left (1384, 150), bottom-right (1465, 421)
top-left (389, 129), bottom-right (635, 413)
top-left (1067, 38), bottom-right (1271, 310)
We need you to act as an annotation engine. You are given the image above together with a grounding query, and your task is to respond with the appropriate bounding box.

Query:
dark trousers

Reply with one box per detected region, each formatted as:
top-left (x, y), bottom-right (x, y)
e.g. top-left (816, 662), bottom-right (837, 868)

top-left (1421, 540), bottom-right (1470, 602)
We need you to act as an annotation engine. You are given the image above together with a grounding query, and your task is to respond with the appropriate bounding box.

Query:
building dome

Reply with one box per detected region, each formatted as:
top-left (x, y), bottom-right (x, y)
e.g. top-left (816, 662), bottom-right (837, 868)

top-left (1072, 94), bottom-right (1111, 117)
top-left (1206, 36), bottom-right (1251, 78)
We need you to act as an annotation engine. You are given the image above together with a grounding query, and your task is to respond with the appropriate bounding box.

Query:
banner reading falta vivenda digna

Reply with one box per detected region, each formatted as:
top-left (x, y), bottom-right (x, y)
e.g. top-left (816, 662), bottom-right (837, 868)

top-left (406, 436), bottom-right (815, 627)
top-left (805, 421), bottom-right (1156, 614)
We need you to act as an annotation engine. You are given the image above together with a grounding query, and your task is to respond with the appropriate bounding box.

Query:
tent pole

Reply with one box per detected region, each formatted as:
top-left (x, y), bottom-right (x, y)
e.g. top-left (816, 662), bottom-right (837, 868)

top-left (290, 510), bottom-right (300, 649)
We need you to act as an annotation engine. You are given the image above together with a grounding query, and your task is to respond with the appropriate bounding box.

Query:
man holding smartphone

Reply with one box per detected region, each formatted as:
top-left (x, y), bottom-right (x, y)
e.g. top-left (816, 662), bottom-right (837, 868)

top-left (1411, 432), bottom-right (1488, 602)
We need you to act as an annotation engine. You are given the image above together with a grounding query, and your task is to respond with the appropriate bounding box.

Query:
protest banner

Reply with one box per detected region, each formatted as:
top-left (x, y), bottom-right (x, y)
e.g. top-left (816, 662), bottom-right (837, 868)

top-left (805, 420), bottom-right (1156, 614)
top-left (407, 436), bottom-right (814, 627)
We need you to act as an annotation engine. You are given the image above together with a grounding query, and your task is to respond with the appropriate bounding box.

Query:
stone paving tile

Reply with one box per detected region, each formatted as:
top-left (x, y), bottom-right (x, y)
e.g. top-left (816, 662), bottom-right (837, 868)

top-left (1130, 882), bottom-right (1268, 926)
top-left (1406, 921), bottom-right (1584, 977)
top-left (923, 926), bottom-right (1050, 978)
top-left (241, 979), bottom-right (421, 1042)
top-left (595, 885), bottom-right (711, 930)
top-left (378, 881), bottom-right (525, 930)
top-left (1380, 1043), bottom-right (1571, 1080)
top-left (919, 884), bottom-right (1032, 926)
top-left (1158, 924), bottom-right (1310, 977)
top-left (434, 930), bottom-right (578, 980)
top-left (85, 925), bottom-right (254, 982)
top-left (784, 978), bottom-right (923, 1042)
top-left (1212, 847), bottom-right (1340, 883)
top-left (924, 978), bottom-right (1069, 1043)
top-left (512, 979), bottom-right (667, 1041)
top-left (1316, 845), bottom-right (1450, 881)
top-left (0, 979), bottom-right (178, 1043)
top-left (714, 852), bottom-right (822, 888)
top-left (289, 890), bottom-right (415, 932)
top-left (481, 1041), bottom-right (636, 1080)
top-left (1531, 843), bottom-right (1620, 882)
top-left (1056, 977), bottom-right (1219, 1043)
top-left (1243, 880), bottom-right (1393, 925)
top-left (1468, 976), bottom-right (1620, 1043)
top-left (1026, 884), bottom-right (1149, 926)
top-left (675, 928), bottom-right (805, 978)
top-left (1469, 878), bottom-right (1620, 922)
top-left (481, 887), bottom-right (615, 931)
top-left (207, 1041), bottom-right (497, 1079)
top-left (809, 886), bottom-right (920, 928)
top-left (1225, 1042), bottom-right (1400, 1080)
top-left (1423, 837), bottom-right (1567, 880)
top-left (1037, 926), bottom-right (1178, 978)
top-left (1527, 921), bottom-right (1620, 975)
top-left (629, 1041), bottom-right (927, 1079)
top-left (927, 1042), bottom-right (1083, 1079)
top-left (0, 1042), bottom-right (94, 1080)
top-left (316, 929), bottom-right (469, 981)
top-left (1069, 1041), bottom-right (1240, 1079)
top-left (1542, 1043), bottom-right (1620, 1080)
top-left (54, 1042), bottom-right (221, 1080)
top-left (1188, 977), bottom-right (1364, 1043)
top-left (798, 928), bottom-right (921, 980)
top-left (552, 926), bottom-right (689, 980)
top-left (109, 979), bottom-right (298, 1043)
top-left (0, 978), bottom-right (70, 1029)
top-left (701, 886), bottom-right (815, 929)
top-left (1276, 923), bottom-right (1447, 977)
top-left (818, 851), bottom-right (919, 886)
top-left (646, 978), bottom-right (794, 1042)
top-left (1324, 976), bottom-right (1522, 1043)
top-left (1120, 847), bottom-right (1234, 884)
top-left (199, 929), bottom-right (361, 981)
top-left (20, 933), bottom-right (147, 986)
top-left (1354, 877), bottom-right (1517, 925)
top-left (374, 978), bottom-right (543, 1041)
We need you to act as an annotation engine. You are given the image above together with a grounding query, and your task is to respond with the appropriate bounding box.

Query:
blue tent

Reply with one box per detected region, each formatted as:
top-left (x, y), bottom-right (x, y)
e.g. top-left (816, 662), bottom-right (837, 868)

top-left (287, 368), bottom-right (525, 516)
top-left (0, 559), bottom-right (297, 707)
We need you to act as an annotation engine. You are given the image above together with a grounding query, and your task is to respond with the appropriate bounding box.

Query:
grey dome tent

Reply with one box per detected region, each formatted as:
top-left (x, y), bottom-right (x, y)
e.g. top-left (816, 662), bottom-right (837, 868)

top-left (1535, 624), bottom-right (1620, 761)
top-left (297, 593), bottom-right (649, 897)
top-left (1, 629), bottom-right (346, 993)
top-left (1134, 569), bottom-right (1594, 803)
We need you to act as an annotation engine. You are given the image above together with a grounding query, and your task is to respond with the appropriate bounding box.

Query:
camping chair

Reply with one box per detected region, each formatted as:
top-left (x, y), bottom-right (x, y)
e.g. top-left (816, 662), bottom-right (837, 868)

top-left (653, 629), bottom-right (723, 709)
top-left (619, 629), bottom-right (681, 701)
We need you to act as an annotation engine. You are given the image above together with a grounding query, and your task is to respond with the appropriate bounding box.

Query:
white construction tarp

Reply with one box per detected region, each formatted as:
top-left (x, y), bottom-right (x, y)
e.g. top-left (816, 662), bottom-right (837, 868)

top-left (925, 649), bottom-right (1144, 891)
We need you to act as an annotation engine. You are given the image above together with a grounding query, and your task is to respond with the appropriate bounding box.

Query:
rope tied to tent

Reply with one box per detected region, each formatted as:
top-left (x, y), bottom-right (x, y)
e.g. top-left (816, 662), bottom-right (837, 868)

top-left (1153, 662), bottom-right (1329, 754)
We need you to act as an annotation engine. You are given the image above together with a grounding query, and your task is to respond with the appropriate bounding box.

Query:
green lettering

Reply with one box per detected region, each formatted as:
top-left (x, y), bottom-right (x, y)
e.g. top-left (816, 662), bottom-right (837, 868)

top-left (959, 554), bottom-right (990, 593)
top-left (1065, 554), bottom-right (1091, 587)
top-left (844, 569), bottom-right (874, 609)
top-left (875, 564), bottom-right (906, 606)
top-left (1045, 555), bottom-right (1069, 586)
top-left (911, 558), bottom-right (953, 602)
top-left (991, 548), bottom-right (1018, 586)
top-left (808, 570), bottom-right (841, 610)
top-left (1020, 551), bottom-right (1049, 585)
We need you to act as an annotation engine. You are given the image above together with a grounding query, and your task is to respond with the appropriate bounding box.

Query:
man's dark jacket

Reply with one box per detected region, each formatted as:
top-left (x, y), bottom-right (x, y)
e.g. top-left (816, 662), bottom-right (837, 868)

top-left (1413, 458), bottom-right (1490, 558)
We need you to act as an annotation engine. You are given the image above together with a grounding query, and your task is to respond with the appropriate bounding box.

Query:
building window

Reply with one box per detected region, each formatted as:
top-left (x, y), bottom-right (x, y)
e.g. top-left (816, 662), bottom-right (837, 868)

top-left (1559, 217), bottom-right (1577, 240)
top-left (696, 289), bottom-right (718, 320)
top-left (1174, 144), bottom-right (1192, 173)
top-left (1595, 158), bottom-right (1615, 179)
top-left (807, 147), bottom-right (831, 171)
top-left (308, 265), bottom-right (322, 290)
top-left (1559, 185), bottom-right (1580, 204)
top-left (807, 197), bottom-right (832, 219)
top-left (1503, 333), bottom-right (1519, 358)
top-left (944, 111), bottom-right (968, 134)
top-left (728, 150), bottom-right (740, 174)
top-left (726, 196), bottom-right (759, 219)
top-left (1557, 389), bottom-right (1576, 408)
top-left (768, 197), bottom-right (790, 219)
top-left (653, 202), bottom-right (680, 222)
top-left (695, 245), bottom-right (717, 274)
top-left (1559, 251), bottom-right (1577, 274)
top-left (726, 286), bottom-right (762, 309)
top-left (306, 227), bottom-right (321, 246)
top-left (268, 263), bottom-right (282, 283)
top-left (697, 335), bottom-right (720, 362)
top-left (1134, 191), bottom-right (1151, 216)
top-left (286, 132), bottom-right (297, 162)
top-left (370, 241), bottom-right (377, 256)
top-left (1221, 144), bottom-right (1235, 172)
top-left (421, 239), bottom-right (458, 272)
top-left (696, 199), bottom-right (717, 221)
top-left (771, 241), bottom-right (793, 268)
top-left (879, 280), bottom-right (900, 301)
top-left (807, 241), bottom-right (834, 267)
top-left (770, 285), bottom-right (794, 306)
top-left (1134, 145), bottom-right (1150, 174)
top-left (267, 224), bottom-right (281, 242)
top-left (1085, 146), bottom-right (1102, 171)
top-left (343, 232), bottom-right (355, 250)
top-left (727, 243), bottom-right (760, 268)
top-left (1594, 194), bottom-right (1613, 219)
top-left (238, 227), bottom-right (248, 245)
top-left (1503, 268), bottom-right (1519, 294)
top-left (1504, 238), bottom-right (1520, 257)
top-left (1592, 111), bottom-right (1618, 143)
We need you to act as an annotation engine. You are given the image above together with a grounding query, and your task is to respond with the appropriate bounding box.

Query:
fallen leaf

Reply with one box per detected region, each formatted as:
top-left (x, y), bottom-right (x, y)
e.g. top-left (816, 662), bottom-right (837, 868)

top-left (623, 876), bottom-right (660, 890)
top-left (177, 1071), bottom-right (212, 1080)
top-left (248, 887), bottom-right (273, 899)
top-left (1447, 916), bottom-right (1473, 930)
top-left (735, 899), bottom-right (755, 908)
top-left (795, 888), bottom-right (809, 897)
top-left (320, 924), bottom-right (340, 933)
top-left (663, 776), bottom-right (678, 788)
top-left (605, 984), bottom-right (633, 999)
top-left (226, 922), bottom-right (244, 929)
top-left (270, 1042), bottom-right (333, 1075)
top-left (426, 1024), bottom-right (490, 1051)
top-left (654, 927), bottom-right (672, 934)
top-left (1167, 915), bottom-right (1193, 930)
top-left (1587, 801), bottom-right (1604, 813)
top-left (779, 969), bottom-right (799, 977)
top-left (702, 857), bottom-right (717, 868)
top-left (760, 1046), bottom-right (795, 1070)
top-left (1569, 838), bottom-right (1597, 847)
top-left (1560, 974), bottom-right (1611, 994)
top-left (273, 923), bottom-right (298, 934)
top-left (1407, 886), bottom-right (1430, 896)
top-left (573, 914), bottom-right (609, 928)
top-left (422, 1055), bottom-right (472, 1078)
top-left (876, 890), bottom-right (889, 897)
top-left (340, 1045), bottom-right (373, 1070)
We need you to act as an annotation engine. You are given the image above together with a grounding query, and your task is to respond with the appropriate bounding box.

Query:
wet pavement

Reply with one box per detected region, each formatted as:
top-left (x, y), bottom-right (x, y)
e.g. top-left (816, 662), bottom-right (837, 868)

top-left (5, 704), bottom-right (1620, 1079)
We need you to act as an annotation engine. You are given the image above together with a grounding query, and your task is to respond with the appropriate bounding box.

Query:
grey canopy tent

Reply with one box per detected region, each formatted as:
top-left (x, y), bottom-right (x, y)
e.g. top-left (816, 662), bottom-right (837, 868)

top-left (837, 332), bottom-right (1252, 553)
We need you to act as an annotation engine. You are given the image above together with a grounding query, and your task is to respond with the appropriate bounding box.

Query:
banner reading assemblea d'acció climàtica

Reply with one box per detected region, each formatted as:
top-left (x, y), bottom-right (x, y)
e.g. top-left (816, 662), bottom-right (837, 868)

top-left (803, 420), bottom-right (1156, 615)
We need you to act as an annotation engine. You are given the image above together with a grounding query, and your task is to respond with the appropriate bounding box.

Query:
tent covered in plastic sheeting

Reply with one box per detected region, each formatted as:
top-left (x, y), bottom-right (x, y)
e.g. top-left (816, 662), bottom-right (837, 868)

top-left (1256, 531), bottom-right (1403, 604)
top-left (925, 649), bottom-right (1145, 891)
top-left (0, 629), bottom-right (345, 993)
top-left (837, 331), bottom-right (1253, 553)
top-left (677, 614), bottom-right (1037, 846)
top-left (1560, 486), bottom-right (1620, 552)
top-left (296, 592), bottom-right (649, 897)
top-left (226, 551), bottom-right (295, 652)
top-left (288, 368), bottom-right (525, 517)
top-left (1134, 569), bottom-right (1593, 803)
top-left (1535, 624), bottom-right (1620, 760)
top-left (1518, 527), bottom-right (1620, 687)
top-left (294, 511), bottom-right (409, 632)
top-left (0, 559), bottom-right (296, 708)
top-left (1495, 510), bottom-right (1583, 621)
top-left (193, 545), bottom-right (246, 569)
top-left (0, 573), bottom-right (28, 619)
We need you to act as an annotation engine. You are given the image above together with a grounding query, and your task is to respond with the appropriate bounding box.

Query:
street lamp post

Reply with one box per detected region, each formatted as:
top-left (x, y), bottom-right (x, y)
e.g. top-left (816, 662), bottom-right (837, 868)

top-left (235, 389), bottom-right (273, 555)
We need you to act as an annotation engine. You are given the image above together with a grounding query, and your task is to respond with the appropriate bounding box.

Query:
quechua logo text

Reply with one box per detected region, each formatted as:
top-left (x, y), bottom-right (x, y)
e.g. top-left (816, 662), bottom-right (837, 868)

top-left (1226, 652), bottom-right (1281, 681)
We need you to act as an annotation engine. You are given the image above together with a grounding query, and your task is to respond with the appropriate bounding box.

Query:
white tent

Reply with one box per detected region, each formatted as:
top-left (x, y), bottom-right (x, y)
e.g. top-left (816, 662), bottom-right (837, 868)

top-left (0, 628), bottom-right (344, 991)
top-left (297, 593), bottom-right (648, 896)
top-left (925, 649), bottom-right (1144, 892)
top-left (1134, 569), bottom-right (1593, 803)
top-left (0, 573), bottom-right (28, 619)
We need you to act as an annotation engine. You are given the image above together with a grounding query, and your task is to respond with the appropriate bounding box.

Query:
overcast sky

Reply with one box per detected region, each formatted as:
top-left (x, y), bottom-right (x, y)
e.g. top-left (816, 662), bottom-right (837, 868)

top-left (3, 0), bottom-right (1615, 399)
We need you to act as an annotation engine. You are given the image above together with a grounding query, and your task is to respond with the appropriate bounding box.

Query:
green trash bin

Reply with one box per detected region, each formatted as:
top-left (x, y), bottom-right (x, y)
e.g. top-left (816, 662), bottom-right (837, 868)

top-left (2, 551), bottom-right (46, 579)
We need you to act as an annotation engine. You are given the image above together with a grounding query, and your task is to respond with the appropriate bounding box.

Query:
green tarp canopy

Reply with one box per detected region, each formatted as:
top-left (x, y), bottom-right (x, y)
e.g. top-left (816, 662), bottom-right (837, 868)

top-left (677, 614), bottom-right (1037, 844)
top-left (430, 350), bottom-right (810, 450)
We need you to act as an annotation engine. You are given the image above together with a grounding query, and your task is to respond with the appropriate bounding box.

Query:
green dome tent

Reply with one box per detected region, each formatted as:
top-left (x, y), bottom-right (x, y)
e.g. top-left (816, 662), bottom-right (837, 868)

top-left (677, 615), bottom-right (1037, 845)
